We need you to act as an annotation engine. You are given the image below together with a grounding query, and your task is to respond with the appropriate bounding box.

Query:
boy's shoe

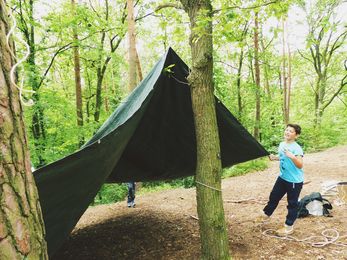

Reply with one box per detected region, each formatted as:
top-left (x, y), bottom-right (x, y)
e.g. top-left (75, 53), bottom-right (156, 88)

top-left (255, 213), bottom-right (270, 224)
top-left (276, 224), bottom-right (294, 236)
top-left (127, 201), bottom-right (136, 208)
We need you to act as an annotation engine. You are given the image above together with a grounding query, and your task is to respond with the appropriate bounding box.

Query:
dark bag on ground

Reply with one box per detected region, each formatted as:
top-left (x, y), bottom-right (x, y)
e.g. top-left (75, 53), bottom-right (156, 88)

top-left (297, 192), bottom-right (333, 218)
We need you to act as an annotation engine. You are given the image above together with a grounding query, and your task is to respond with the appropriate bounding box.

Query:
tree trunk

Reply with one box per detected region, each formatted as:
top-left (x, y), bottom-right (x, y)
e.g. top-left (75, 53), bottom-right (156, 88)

top-left (287, 42), bottom-right (292, 123)
top-left (127, 0), bottom-right (137, 91)
top-left (253, 12), bottom-right (261, 140)
top-left (18, 0), bottom-right (47, 166)
top-left (260, 35), bottom-right (271, 98)
top-left (93, 0), bottom-right (125, 122)
top-left (282, 18), bottom-right (289, 124)
top-left (180, 1), bottom-right (230, 259)
top-left (0, 3), bottom-right (48, 258)
top-left (71, 0), bottom-right (84, 145)
top-left (236, 47), bottom-right (244, 121)
top-left (314, 76), bottom-right (326, 127)
top-left (94, 71), bottom-right (103, 122)
top-left (135, 48), bottom-right (143, 82)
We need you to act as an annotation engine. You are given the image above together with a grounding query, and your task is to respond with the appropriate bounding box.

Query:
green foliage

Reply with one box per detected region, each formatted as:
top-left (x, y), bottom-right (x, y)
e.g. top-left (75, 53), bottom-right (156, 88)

top-left (92, 184), bottom-right (128, 205)
top-left (141, 176), bottom-right (196, 193)
top-left (163, 64), bottom-right (176, 76)
top-left (222, 158), bottom-right (268, 178)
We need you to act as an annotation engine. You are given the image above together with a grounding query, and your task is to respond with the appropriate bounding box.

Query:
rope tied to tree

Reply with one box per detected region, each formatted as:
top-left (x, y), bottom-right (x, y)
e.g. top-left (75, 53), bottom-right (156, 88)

top-left (195, 180), bottom-right (222, 192)
top-left (4, 1), bottom-right (35, 106)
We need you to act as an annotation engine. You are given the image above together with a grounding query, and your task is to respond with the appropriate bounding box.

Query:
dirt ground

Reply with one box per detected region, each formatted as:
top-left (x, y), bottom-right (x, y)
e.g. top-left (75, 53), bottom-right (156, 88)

top-left (53, 145), bottom-right (347, 260)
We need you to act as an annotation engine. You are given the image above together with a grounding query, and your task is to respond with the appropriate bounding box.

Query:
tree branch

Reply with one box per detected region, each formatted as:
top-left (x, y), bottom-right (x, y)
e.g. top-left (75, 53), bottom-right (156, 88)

top-left (37, 43), bottom-right (73, 89)
top-left (212, 0), bottom-right (279, 14)
top-left (136, 3), bottom-right (184, 21)
top-left (322, 61), bottom-right (347, 111)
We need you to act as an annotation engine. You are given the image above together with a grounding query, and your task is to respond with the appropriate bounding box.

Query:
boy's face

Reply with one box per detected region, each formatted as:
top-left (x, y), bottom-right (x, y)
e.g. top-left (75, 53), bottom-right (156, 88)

top-left (284, 126), bottom-right (298, 142)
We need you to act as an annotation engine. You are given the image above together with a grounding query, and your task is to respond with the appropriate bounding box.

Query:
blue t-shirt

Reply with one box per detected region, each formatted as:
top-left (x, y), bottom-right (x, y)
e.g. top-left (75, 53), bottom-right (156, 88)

top-left (278, 141), bottom-right (304, 183)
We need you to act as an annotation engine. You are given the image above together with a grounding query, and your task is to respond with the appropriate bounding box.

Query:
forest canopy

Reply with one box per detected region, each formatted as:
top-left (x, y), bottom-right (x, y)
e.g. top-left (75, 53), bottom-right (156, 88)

top-left (7, 0), bottom-right (346, 168)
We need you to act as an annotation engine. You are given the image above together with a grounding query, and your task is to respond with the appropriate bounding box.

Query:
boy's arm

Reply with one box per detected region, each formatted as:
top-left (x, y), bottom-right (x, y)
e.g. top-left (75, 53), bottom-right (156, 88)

top-left (284, 149), bottom-right (303, 169)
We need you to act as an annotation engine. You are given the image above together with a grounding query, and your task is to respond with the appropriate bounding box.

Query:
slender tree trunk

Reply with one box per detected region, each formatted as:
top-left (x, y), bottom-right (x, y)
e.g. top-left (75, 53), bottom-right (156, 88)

top-left (180, 1), bottom-right (230, 259)
top-left (253, 12), bottom-right (261, 140)
top-left (94, 72), bottom-right (103, 122)
top-left (18, 0), bottom-right (46, 166)
top-left (127, 0), bottom-right (137, 91)
top-left (71, 0), bottom-right (84, 146)
top-left (236, 48), bottom-right (244, 121)
top-left (314, 76), bottom-right (326, 127)
top-left (0, 3), bottom-right (48, 258)
top-left (282, 18), bottom-right (290, 124)
top-left (104, 82), bottom-right (110, 112)
top-left (135, 48), bottom-right (143, 81)
top-left (287, 42), bottom-right (292, 123)
top-left (260, 35), bottom-right (271, 98)
top-left (93, 0), bottom-right (125, 122)
top-left (93, 0), bottom-right (109, 123)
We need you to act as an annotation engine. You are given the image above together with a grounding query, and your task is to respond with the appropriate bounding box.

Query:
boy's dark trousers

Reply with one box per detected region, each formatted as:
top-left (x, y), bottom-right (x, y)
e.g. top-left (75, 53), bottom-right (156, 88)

top-left (263, 177), bottom-right (303, 226)
top-left (127, 182), bottom-right (136, 204)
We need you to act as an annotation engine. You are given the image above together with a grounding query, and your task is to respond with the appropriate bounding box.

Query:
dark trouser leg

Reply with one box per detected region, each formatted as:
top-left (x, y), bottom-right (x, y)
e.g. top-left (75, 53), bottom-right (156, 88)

top-left (285, 182), bottom-right (303, 226)
top-left (264, 177), bottom-right (287, 216)
top-left (127, 182), bottom-right (136, 203)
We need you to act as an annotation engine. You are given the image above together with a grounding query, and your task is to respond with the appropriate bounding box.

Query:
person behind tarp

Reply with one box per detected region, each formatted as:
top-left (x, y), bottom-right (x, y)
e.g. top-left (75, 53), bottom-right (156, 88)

top-left (259, 124), bottom-right (304, 236)
top-left (127, 182), bottom-right (136, 207)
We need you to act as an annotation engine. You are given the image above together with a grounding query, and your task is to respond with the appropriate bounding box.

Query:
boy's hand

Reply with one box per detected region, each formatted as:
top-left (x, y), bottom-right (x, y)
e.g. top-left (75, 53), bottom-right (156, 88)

top-left (284, 149), bottom-right (295, 159)
top-left (269, 154), bottom-right (278, 161)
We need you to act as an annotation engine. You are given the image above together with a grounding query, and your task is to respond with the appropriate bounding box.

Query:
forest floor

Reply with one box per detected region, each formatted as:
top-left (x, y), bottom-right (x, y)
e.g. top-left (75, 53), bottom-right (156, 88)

top-left (53, 145), bottom-right (347, 260)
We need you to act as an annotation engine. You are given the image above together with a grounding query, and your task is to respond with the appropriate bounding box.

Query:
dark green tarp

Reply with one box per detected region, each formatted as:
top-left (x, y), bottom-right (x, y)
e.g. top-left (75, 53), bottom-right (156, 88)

top-left (34, 48), bottom-right (269, 256)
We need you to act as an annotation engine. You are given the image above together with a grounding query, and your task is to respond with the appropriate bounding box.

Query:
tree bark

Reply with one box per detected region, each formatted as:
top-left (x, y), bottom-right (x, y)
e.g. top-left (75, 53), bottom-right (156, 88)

top-left (0, 2), bottom-right (48, 258)
top-left (180, 1), bottom-right (230, 259)
top-left (253, 12), bottom-right (261, 140)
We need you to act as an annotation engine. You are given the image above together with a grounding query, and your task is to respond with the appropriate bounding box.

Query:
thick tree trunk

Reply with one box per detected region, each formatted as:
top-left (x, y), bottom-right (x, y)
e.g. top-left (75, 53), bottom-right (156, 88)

top-left (180, 1), bottom-right (230, 259)
top-left (253, 12), bottom-right (261, 140)
top-left (0, 3), bottom-right (48, 258)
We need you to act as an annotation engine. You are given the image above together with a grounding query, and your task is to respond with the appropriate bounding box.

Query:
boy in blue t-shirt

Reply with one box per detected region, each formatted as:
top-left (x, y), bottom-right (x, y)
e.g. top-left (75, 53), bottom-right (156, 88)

top-left (261, 124), bottom-right (304, 236)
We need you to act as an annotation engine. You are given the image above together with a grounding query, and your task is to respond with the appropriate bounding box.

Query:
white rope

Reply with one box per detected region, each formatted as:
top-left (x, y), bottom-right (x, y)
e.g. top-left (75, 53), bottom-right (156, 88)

top-left (195, 181), bottom-right (222, 192)
top-left (224, 197), bottom-right (267, 204)
top-left (262, 228), bottom-right (347, 248)
top-left (5, 2), bottom-right (35, 106)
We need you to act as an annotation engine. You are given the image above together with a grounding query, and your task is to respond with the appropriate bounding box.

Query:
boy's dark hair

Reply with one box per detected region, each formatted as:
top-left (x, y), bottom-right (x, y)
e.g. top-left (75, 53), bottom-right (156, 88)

top-left (287, 123), bottom-right (301, 135)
